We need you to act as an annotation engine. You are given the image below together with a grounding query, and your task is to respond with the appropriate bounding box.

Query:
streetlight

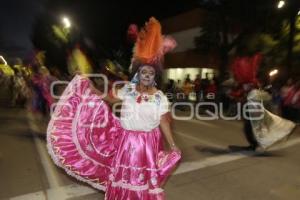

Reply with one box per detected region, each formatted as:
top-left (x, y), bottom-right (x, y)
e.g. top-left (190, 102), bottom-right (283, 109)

top-left (269, 69), bottom-right (279, 77)
top-left (298, 10), bottom-right (300, 15)
top-left (62, 17), bottom-right (71, 29)
top-left (277, 0), bottom-right (285, 9)
top-left (0, 55), bottom-right (7, 65)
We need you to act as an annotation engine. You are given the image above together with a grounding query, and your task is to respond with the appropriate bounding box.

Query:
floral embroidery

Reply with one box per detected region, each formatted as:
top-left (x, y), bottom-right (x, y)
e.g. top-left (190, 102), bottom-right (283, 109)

top-left (136, 95), bottom-right (142, 103)
top-left (135, 93), bottom-right (162, 104)
top-left (155, 93), bottom-right (162, 105)
top-left (144, 95), bottom-right (149, 102)
top-left (125, 83), bottom-right (164, 104)
top-left (155, 93), bottom-right (160, 99)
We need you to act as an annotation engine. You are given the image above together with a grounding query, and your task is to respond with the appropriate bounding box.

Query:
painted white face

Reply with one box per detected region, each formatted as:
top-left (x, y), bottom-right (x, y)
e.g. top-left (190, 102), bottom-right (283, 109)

top-left (139, 65), bottom-right (155, 87)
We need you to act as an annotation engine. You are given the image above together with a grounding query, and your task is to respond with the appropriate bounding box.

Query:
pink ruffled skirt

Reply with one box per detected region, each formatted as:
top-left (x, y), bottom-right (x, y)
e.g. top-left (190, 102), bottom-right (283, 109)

top-left (47, 75), bottom-right (181, 199)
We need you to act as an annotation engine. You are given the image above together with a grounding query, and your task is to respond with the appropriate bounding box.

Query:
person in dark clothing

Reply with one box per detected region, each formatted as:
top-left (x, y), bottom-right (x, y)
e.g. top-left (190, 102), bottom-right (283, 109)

top-left (242, 104), bottom-right (259, 151)
top-left (228, 83), bottom-right (259, 151)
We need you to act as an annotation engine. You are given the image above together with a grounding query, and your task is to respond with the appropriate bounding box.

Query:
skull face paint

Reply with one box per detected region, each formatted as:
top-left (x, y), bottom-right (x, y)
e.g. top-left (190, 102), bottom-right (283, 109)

top-left (138, 65), bottom-right (155, 87)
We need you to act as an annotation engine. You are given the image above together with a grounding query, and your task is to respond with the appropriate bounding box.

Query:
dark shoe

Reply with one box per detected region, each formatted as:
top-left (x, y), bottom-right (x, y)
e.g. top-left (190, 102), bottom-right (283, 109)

top-left (228, 145), bottom-right (256, 151)
top-left (245, 145), bottom-right (257, 151)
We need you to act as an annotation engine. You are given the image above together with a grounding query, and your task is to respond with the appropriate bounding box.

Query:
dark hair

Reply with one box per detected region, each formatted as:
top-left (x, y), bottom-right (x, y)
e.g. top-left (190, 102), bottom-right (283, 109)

top-left (131, 59), bottom-right (163, 73)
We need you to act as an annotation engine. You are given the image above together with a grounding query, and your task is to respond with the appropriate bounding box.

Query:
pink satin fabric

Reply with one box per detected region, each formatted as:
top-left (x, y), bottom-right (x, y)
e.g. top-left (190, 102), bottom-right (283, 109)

top-left (47, 75), bottom-right (181, 199)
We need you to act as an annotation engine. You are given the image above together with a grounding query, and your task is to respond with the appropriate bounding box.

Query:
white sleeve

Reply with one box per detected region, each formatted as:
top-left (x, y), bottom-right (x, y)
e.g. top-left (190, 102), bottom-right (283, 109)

top-left (116, 83), bottom-right (135, 100)
top-left (159, 93), bottom-right (170, 116)
top-left (116, 86), bottom-right (127, 100)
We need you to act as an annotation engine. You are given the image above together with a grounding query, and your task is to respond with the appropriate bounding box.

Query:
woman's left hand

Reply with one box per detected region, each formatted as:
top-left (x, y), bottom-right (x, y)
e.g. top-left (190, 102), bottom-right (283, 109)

top-left (170, 144), bottom-right (181, 152)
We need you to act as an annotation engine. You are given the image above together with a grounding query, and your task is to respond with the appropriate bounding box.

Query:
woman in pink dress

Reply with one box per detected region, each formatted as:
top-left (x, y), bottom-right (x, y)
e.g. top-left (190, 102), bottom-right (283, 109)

top-left (47, 17), bottom-right (181, 199)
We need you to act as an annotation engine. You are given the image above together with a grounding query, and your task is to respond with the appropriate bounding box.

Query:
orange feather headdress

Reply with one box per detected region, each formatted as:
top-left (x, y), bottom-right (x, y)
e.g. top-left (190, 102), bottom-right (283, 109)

top-left (132, 17), bottom-right (177, 70)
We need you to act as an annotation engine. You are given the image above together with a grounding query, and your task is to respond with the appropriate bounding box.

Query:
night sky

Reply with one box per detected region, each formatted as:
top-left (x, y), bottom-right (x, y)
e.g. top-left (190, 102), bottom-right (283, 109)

top-left (0, 0), bottom-right (46, 58)
top-left (0, 0), bottom-right (197, 61)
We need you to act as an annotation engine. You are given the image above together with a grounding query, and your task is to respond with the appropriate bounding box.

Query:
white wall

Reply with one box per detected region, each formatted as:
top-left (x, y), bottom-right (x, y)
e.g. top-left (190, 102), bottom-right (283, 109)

top-left (170, 27), bottom-right (202, 53)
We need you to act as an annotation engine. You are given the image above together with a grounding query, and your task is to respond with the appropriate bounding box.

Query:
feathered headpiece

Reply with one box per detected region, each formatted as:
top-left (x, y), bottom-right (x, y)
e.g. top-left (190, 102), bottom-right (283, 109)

top-left (231, 53), bottom-right (262, 85)
top-left (132, 17), bottom-right (177, 70)
top-left (67, 46), bottom-right (93, 75)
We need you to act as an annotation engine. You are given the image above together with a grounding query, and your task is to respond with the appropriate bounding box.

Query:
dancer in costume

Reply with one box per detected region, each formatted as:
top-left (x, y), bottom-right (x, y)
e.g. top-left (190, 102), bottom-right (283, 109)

top-left (229, 54), bottom-right (295, 151)
top-left (30, 65), bottom-right (55, 114)
top-left (47, 17), bottom-right (181, 200)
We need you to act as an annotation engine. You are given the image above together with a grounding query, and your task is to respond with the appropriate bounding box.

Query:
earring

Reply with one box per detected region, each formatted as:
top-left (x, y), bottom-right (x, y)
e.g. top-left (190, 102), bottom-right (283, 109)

top-left (131, 72), bottom-right (139, 84)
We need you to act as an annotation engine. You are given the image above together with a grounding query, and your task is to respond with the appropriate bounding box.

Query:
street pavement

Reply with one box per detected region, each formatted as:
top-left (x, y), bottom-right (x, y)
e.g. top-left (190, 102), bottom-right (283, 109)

top-left (0, 94), bottom-right (300, 200)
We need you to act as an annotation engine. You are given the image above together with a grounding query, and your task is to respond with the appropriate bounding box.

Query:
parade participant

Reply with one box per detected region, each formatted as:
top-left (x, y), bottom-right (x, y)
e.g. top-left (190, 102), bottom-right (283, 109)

top-left (47, 17), bottom-right (181, 199)
top-left (30, 64), bottom-right (48, 114)
top-left (229, 54), bottom-right (295, 151)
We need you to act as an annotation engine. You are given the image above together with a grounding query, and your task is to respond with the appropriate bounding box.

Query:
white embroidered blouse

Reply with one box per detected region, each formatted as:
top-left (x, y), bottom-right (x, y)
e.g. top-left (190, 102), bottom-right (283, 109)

top-left (117, 83), bottom-right (170, 131)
